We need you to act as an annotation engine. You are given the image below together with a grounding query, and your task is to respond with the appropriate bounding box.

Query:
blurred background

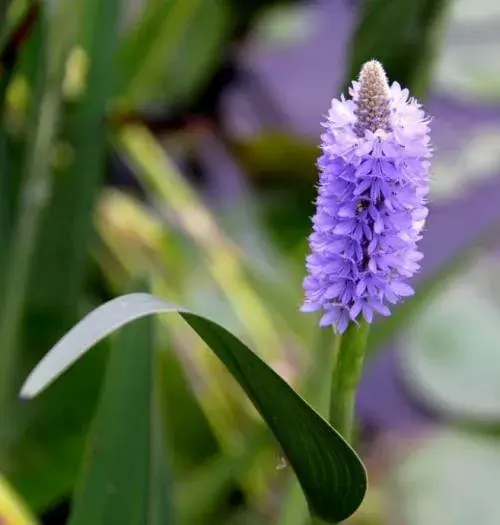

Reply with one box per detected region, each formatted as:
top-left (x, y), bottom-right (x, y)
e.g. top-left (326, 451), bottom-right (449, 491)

top-left (1, 0), bottom-right (500, 523)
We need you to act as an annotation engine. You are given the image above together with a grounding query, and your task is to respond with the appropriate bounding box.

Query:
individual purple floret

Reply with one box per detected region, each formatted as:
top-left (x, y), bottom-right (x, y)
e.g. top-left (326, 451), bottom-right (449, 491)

top-left (301, 60), bottom-right (432, 333)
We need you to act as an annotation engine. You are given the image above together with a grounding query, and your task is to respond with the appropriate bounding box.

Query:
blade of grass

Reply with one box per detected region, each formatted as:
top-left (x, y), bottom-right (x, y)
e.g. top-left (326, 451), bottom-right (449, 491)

top-left (31, 0), bottom-right (120, 313)
top-left (0, 0), bottom-right (75, 453)
top-left (116, 125), bottom-right (283, 357)
top-left (67, 292), bottom-right (173, 525)
top-left (95, 203), bottom-right (228, 469)
top-left (0, 1), bottom-right (43, 287)
top-left (96, 233), bottom-right (255, 517)
top-left (2, 0), bottom-right (121, 507)
top-left (176, 431), bottom-right (268, 525)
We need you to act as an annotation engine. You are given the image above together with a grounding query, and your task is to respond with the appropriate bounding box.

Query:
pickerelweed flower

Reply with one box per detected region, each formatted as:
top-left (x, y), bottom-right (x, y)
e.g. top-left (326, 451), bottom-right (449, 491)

top-left (301, 60), bottom-right (432, 333)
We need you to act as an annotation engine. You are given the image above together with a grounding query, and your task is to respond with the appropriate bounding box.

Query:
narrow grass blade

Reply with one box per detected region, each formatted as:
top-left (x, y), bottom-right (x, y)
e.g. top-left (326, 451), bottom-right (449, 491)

top-left (158, 342), bottom-right (221, 472)
top-left (21, 293), bottom-right (367, 523)
top-left (0, 0), bottom-right (75, 449)
top-left (32, 0), bottom-right (120, 311)
top-left (3, 0), bottom-right (122, 508)
top-left (117, 125), bottom-right (283, 356)
top-left (176, 432), bottom-right (266, 525)
top-left (67, 300), bottom-right (172, 525)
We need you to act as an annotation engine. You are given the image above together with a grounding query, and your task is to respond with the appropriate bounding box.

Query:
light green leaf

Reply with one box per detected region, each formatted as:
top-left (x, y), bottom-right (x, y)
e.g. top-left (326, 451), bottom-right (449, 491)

top-left (21, 293), bottom-right (367, 523)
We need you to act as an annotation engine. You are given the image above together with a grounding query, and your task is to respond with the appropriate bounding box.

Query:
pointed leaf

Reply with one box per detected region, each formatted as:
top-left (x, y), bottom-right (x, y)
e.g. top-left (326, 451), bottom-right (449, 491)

top-left (21, 294), bottom-right (367, 523)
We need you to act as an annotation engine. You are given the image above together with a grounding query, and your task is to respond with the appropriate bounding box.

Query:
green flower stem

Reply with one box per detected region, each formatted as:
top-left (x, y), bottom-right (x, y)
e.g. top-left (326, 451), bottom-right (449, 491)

top-left (310, 322), bottom-right (369, 525)
top-left (310, 322), bottom-right (370, 524)
top-left (329, 320), bottom-right (370, 443)
top-left (277, 329), bottom-right (339, 525)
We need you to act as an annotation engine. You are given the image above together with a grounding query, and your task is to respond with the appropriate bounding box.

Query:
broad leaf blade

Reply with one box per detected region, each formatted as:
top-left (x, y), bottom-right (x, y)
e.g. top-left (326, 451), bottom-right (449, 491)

top-left (68, 302), bottom-right (172, 525)
top-left (21, 293), bottom-right (367, 523)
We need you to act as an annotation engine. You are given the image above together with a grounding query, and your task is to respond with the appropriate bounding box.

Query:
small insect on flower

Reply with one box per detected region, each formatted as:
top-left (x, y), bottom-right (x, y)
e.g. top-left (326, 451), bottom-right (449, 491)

top-left (301, 60), bottom-right (432, 333)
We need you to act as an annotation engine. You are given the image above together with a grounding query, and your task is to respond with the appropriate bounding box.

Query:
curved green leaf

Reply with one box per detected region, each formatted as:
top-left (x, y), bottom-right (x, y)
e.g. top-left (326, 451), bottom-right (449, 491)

top-left (20, 293), bottom-right (367, 523)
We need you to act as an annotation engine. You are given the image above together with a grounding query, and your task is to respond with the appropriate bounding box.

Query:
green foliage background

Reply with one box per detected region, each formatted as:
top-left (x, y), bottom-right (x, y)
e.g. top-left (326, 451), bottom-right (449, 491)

top-left (3, 0), bottom-right (500, 524)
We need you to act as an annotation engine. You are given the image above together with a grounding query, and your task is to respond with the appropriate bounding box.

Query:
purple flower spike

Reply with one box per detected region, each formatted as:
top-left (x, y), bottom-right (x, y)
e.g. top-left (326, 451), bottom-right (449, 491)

top-left (301, 60), bottom-right (432, 333)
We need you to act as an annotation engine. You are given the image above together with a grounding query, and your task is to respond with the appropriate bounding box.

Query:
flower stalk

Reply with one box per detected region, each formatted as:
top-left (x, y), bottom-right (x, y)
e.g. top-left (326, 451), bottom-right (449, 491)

top-left (301, 59), bottom-right (431, 523)
top-left (329, 322), bottom-right (370, 443)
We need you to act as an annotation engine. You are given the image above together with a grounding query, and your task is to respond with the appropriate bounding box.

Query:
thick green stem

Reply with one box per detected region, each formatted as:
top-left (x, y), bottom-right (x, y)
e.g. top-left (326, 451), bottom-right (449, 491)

top-left (284, 322), bottom-right (369, 525)
top-left (329, 320), bottom-right (370, 443)
top-left (277, 329), bottom-right (340, 525)
top-left (311, 323), bottom-right (369, 525)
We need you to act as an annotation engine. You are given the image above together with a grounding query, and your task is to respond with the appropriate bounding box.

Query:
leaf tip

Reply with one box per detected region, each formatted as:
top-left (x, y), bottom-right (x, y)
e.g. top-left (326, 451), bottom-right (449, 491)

top-left (19, 375), bottom-right (40, 400)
